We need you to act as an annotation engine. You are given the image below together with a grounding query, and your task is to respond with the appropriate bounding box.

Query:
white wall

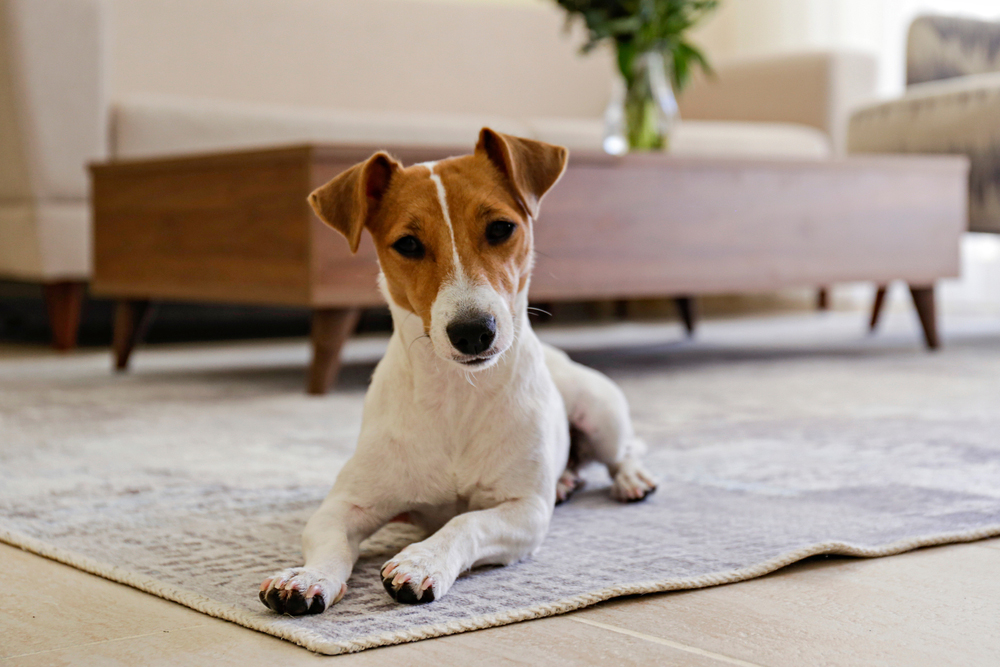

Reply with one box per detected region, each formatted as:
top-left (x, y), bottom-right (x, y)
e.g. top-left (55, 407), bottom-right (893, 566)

top-left (427, 0), bottom-right (999, 98)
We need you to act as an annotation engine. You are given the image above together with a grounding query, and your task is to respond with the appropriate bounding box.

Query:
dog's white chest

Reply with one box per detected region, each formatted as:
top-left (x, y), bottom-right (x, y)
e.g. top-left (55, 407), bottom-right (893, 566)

top-left (358, 328), bottom-right (569, 507)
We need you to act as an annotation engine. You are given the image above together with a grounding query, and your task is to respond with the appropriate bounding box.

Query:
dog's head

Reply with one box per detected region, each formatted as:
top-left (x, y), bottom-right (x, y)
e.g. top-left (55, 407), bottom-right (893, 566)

top-left (309, 128), bottom-right (568, 371)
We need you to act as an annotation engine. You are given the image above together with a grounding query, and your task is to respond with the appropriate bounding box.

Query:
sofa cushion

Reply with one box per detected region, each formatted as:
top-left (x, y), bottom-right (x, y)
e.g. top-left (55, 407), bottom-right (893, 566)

top-left (848, 72), bottom-right (1000, 234)
top-left (115, 95), bottom-right (831, 163)
top-left (113, 95), bottom-right (533, 159)
top-left (527, 117), bottom-right (831, 158)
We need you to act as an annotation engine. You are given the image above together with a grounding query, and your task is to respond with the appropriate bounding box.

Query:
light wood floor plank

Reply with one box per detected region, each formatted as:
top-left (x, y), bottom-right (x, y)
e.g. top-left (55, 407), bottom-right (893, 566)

top-left (574, 541), bottom-right (1000, 667)
top-left (978, 538), bottom-right (1000, 551)
top-left (0, 544), bottom-right (211, 659)
top-left (1, 607), bottom-right (735, 667)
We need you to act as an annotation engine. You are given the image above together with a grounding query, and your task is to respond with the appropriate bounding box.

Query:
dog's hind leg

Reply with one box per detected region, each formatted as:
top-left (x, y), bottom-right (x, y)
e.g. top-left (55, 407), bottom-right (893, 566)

top-left (556, 431), bottom-right (585, 505)
top-left (543, 344), bottom-right (657, 502)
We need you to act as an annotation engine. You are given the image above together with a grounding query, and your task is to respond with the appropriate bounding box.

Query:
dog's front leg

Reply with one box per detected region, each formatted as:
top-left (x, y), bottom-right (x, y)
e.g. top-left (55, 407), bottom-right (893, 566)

top-left (260, 491), bottom-right (404, 615)
top-left (381, 496), bottom-right (551, 603)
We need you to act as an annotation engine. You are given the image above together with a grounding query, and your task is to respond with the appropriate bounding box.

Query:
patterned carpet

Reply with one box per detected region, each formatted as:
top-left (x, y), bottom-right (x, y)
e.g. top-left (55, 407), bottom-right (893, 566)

top-left (2, 312), bottom-right (1000, 655)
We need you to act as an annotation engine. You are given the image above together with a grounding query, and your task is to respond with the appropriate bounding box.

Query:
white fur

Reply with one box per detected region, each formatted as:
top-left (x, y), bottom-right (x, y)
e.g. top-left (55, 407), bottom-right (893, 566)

top-left (260, 169), bottom-right (656, 613)
top-left (427, 167), bottom-right (464, 278)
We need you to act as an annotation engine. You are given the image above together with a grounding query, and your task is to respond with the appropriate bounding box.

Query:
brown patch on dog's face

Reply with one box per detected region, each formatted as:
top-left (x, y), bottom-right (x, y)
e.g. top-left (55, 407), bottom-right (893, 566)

top-left (364, 170), bottom-right (451, 326)
top-left (309, 129), bottom-right (567, 366)
top-left (365, 154), bottom-right (533, 331)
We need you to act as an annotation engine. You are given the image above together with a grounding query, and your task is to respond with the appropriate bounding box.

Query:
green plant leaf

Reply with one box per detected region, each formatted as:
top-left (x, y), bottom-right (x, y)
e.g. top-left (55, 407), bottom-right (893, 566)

top-left (553, 0), bottom-right (720, 85)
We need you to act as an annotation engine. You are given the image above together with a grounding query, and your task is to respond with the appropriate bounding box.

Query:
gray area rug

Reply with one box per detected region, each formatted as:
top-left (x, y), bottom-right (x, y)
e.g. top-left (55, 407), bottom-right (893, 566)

top-left (2, 313), bottom-right (1000, 655)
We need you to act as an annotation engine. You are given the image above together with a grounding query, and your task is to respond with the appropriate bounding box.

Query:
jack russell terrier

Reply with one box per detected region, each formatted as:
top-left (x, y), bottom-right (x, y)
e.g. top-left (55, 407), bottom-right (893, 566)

top-left (259, 128), bottom-right (657, 615)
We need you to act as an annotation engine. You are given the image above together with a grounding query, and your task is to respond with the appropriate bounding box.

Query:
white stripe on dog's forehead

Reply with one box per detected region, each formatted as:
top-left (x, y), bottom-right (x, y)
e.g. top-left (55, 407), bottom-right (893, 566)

top-left (424, 163), bottom-right (465, 281)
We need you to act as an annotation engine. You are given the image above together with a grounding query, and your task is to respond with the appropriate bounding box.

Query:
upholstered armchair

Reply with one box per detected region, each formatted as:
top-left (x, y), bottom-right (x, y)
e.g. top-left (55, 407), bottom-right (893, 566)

top-left (848, 15), bottom-right (1000, 328)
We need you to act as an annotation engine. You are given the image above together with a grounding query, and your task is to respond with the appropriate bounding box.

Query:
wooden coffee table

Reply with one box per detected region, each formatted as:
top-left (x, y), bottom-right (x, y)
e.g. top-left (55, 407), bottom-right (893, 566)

top-left (90, 145), bottom-right (968, 393)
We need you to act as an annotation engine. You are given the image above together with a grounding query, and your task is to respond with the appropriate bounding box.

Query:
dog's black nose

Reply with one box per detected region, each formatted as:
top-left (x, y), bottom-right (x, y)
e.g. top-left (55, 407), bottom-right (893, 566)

top-left (447, 314), bottom-right (496, 355)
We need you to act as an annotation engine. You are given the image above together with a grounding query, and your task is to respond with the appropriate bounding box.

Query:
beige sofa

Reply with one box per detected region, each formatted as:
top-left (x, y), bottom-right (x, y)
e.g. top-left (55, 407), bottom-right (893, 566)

top-left (1, 0), bottom-right (876, 348)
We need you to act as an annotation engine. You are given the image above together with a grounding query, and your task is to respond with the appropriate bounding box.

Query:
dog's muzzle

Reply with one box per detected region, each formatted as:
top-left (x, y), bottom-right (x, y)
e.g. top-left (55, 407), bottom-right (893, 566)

top-left (446, 313), bottom-right (496, 359)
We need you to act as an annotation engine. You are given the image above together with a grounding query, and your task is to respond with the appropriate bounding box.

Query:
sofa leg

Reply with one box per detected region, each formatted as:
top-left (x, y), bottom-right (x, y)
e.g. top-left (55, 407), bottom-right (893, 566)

top-left (113, 300), bottom-right (155, 371)
top-left (869, 285), bottom-right (888, 332)
top-left (43, 281), bottom-right (86, 351)
top-left (308, 308), bottom-right (360, 395)
top-left (675, 296), bottom-right (697, 337)
top-left (909, 285), bottom-right (939, 350)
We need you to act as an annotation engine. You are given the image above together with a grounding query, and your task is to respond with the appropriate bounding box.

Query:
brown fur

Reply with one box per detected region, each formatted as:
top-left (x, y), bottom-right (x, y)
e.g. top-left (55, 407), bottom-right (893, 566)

top-left (308, 129), bottom-right (568, 332)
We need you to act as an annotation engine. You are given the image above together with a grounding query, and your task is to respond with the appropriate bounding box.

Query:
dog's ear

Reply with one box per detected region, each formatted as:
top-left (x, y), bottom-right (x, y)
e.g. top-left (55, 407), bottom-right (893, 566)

top-left (308, 152), bottom-right (401, 253)
top-left (476, 128), bottom-right (568, 219)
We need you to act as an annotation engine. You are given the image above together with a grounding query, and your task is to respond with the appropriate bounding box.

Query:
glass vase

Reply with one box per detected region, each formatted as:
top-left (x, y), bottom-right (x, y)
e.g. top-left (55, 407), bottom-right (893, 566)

top-left (603, 50), bottom-right (679, 155)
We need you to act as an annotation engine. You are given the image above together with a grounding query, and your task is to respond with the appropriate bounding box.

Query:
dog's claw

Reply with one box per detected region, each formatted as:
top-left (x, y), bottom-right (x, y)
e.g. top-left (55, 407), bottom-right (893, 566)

top-left (611, 459), bottom-right (658, 503)
top-left (555, 469), bottom-right (585, 505)
top-left (381, 556), bottom-right (437, 604)
top-left (625, 484), bottom-right (656, 502)
top-left (259, 568), bottom-right (339, 615)
top-left (382, 572), bottom-right (435, 604)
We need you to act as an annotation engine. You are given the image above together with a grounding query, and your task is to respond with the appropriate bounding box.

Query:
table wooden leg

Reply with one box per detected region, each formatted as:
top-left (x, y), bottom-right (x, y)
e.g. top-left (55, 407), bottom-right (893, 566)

top-left (308, 308), bottom-right (361, 395)
top-left (113, 300), bottom-right (155, 371)
top-left (909, 285), bottom-right (939, 350)
top-left (870, 285), bottom-right (888, 332)
top-left (675, 296), bottom-right (697, 337)
top-left (43, 281), bottom-right (86, 351)
top-left (817, 287), bottom-right (830, 311)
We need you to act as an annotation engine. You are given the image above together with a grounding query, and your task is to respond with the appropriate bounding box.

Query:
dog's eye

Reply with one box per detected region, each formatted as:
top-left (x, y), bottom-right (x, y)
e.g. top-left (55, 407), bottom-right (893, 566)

top-left (485, 220), bottom-right (516, 245)
top-left (392, 235), bottom-right (425, 259)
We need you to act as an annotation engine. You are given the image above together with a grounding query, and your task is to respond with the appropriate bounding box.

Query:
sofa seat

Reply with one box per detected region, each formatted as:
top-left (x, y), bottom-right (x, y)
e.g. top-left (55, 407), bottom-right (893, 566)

top-left (113, 95), bottom-right (831, 162)
top-left (848, 72), bottom-right (1000, 233)
top-left (113, 96), bottom-right (534, 160)
top-left (527, 117), bottom-right (830, 158)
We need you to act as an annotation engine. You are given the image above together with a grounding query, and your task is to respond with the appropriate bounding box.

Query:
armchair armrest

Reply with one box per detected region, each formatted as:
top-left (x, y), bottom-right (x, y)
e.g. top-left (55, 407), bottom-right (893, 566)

top-left (677, 51), bottom-right (877, 154)
top-left (848, 72), bottom-right (1000, 234)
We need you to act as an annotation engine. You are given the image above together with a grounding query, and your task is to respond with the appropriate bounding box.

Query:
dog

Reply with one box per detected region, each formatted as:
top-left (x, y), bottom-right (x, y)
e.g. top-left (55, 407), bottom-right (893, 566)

top-left (259, 128), bottom-right (657, 615)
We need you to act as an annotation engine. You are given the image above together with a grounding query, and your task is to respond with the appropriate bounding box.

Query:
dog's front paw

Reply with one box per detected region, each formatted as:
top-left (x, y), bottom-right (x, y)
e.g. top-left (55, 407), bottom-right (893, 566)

top-left (611, 458), bottom-right (657, 503)
top-left (380, 545), bottom-right (448, 604)
top-left (259, 567), bottom-right (346, 615)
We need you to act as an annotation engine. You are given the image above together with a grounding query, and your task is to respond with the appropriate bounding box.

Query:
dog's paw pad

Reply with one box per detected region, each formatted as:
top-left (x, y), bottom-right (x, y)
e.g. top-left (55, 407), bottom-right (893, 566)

top-left (259, 568), bottom-right (345, 615)
top-left (611, 461), bottom-right (657, 503)
top-left (380, 555), bottom-right (440, 604)
top-left (556, 469), bottom-right (585, 505)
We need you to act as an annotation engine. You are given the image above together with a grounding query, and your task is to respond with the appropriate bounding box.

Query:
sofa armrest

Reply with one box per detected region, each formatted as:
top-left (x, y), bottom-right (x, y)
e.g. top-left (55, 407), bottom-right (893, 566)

top-left (677, 51), bottom-right (877, 154)
top-left (0, 0), bottom-right (109, 202)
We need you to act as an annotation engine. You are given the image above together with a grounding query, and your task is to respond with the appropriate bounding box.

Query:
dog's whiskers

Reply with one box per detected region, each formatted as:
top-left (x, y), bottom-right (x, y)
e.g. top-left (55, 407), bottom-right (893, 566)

top-left (527, 307), bottom-right (552, 317)
top-left (407, 332), bottom-right (431, 353)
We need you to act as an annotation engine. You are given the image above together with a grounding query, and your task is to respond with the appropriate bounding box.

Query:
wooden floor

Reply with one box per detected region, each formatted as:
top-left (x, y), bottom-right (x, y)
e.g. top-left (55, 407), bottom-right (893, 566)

top-left (3, 537), bottom-right (999, 666)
